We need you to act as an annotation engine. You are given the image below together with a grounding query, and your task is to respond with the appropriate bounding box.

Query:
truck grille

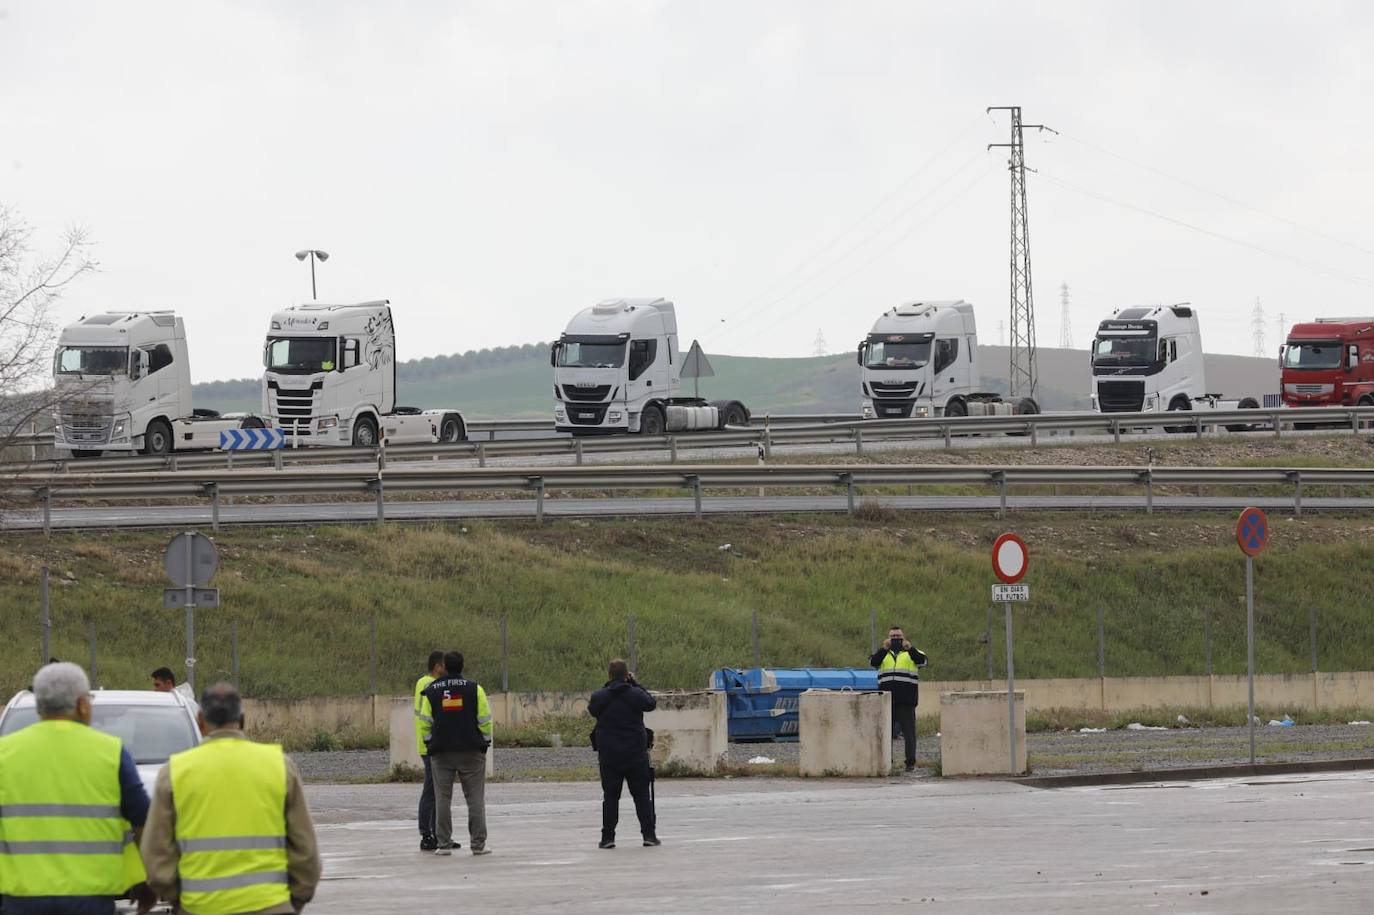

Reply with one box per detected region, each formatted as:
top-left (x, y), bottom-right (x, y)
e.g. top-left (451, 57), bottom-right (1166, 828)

top-left (562, 384), bottom-right (612, 403)
top-left (869, 381), bottom-right (919, 399)
top-left (567, 404), bottom-right (609, 425)
top-left (1096, 380), bottom-right (1145, 413)
top-left (60, 402), bottom-right (114, 445)
top-left (268, 379), bottom-right (323, 431)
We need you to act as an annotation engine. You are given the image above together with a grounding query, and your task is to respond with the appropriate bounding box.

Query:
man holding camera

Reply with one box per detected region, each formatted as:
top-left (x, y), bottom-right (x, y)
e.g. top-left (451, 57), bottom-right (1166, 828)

top-left (870, 625), bottom-right (929, 772)
top-left (588, 660), bottom-right (659, 850)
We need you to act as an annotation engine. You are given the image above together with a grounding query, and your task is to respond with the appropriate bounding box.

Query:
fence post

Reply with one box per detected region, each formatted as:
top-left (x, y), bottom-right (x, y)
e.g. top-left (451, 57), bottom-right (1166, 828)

top-left (88, 621), bottom-right (98, 688)
top-left (374, 478), bottom-right (385, 522)
top-left (1292, 472), bottom-right (1302, 517)
top-left (751, 610), bottom-right (760, 669)
top-left (844, 474), bottom-right (855, 514)
top-left (1309, 607), bottom-right (1318, 673)
top-left (691, 476), bottom-right (702, 520)
top-left (669, 437), bottom-right (678, 463)
top-left (500, 615), bottom-right (509, 692)
top-left (1097, 606), bottom-right (1106, 678)
top-left (854, 428), bottom-right (864, 456)
top-left (1204, 607), bottom-right (1213, 677)
top-left (41, 488), bottom-right (51, 536)
top-left (1143, 469), bottom-right (1153, 514)
top-left (535, 478), bottom-right (546, 522)
top-left (1112, 419), bottom-right (1121, 444)
top-left (628, 615), bottom-right (638, 674)
top-left (231, 619), bottom-right (239, 686)
top-left (40, 567), bottom-right (51, 665)
top-left (986, 604), bottom-right (994, 681)
top-left (369, 614), bottom-right (378, 696)
top-left (273, 449), bottom-right (283, 471)
top-left (574, 438), bottom-right (584, 466)
top-left (209, 483), bottom-right (220, 532)
top-left (477, 442), bottom-right (487, 467)
top-left (995, 471), bottom-right (1007, 519)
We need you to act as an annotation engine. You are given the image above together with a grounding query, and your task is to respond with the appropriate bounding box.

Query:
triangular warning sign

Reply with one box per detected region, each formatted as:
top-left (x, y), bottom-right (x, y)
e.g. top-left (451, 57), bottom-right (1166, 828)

top-left (681, 340), bottom-right (715, 379)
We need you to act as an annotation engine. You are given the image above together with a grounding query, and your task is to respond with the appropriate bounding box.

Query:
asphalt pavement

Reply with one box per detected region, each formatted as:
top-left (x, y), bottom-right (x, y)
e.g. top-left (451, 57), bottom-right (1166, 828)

top-left (305, 771), bottom-right (1374, 912)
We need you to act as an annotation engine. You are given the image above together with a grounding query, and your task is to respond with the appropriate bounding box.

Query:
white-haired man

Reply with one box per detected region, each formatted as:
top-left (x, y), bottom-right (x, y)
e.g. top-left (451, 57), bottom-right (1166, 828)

top-left (0, 662), bottom-right (152, 915)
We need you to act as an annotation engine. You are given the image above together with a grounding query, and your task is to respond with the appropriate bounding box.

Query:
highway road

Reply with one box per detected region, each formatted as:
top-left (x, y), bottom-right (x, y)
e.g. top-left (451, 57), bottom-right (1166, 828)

top-left (4, 492), bottom-right (1366, 531)
top-left (305, 771), bottom-right (1374, 913)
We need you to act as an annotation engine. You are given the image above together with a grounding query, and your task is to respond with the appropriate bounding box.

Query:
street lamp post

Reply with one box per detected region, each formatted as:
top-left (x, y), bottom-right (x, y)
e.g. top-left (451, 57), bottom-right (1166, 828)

top-left (294, 249), bottom-right (329, 300)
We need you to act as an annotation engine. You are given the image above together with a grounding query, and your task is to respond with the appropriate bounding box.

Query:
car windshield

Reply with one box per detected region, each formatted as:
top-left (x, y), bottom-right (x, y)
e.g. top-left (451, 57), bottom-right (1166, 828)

top-left (1093, 337), bottom-right (1157, 366)
top-left (267, 337), bottom-right (336, 374)
top-left (1, 703), bottom-right (198, 764)
top-left (865, 341), bottom-right (931, 369)
top-left (557, 342), bottom-right (625, 368)
top-left (55, 346), bottom-right (129, 376)
top-left (1282, 341), bottom-right (1342, 370)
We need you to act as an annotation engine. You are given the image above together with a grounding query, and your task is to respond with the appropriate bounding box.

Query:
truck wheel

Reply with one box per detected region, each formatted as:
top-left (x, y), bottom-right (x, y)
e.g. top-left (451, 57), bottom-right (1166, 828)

top-left (1359, 395), bottom-right (1374, 407)
top-left (240, 416), bottom-right (265, 430)
top-left (945, 398), bottom-right (967, 418)
top-left (352, 415), bottom-right (378, 447)
top-left (719, 403), bottom-right (748, 428)
top-left (1225, 397), bottom-right (1260, 433)
top-left (143, 419), bottom-right (173, 455)
top-left (639, 405), bottom-right (665, 436)
top-left (1003, 398), bottom-right (1039, 437)
top-left (440, 415), bottom-right (466, 443)
top-left (1164, 397), bottom-right (1191, 434)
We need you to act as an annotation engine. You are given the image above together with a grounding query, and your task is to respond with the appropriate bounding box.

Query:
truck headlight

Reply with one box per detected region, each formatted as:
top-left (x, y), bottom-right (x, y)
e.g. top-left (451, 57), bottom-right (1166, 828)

top-left (608, 411), bottom-right (623, 422)
top-left (1145, 396), bottom-right (1156, 410)
top-left (862, 405), bottom-right (874, 418)
top-left (318, 417), bottom-right (338, 430)
top-left (554, 408), bottom-right (567, 420)
top-left (914, 406), bottom-right (929, 417)
top-left (111, 418), bottom-right (127, 438)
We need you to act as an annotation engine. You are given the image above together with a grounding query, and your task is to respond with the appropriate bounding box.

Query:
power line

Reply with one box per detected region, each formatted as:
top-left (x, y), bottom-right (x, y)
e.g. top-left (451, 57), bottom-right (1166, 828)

top-left (1031, 171), bottom-right (1374, 289)
top-left (1057, 130), bottom-right (1374, 260)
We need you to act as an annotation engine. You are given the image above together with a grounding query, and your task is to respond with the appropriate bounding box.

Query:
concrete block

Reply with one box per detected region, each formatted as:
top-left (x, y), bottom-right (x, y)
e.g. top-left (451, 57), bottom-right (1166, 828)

top-left (940, 690), bottom-right (1026, 776)
top-left (389, 697), bottom-right (494, 777)
top-left (798, 690), bottom-right (891, 777)
top-left (645, 692), bottom-right (728, 774)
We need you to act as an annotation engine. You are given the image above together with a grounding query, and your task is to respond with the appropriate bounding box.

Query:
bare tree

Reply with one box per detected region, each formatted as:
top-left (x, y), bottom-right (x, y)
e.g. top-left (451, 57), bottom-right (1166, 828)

top-left (0, 205), bottom-right (97, 465)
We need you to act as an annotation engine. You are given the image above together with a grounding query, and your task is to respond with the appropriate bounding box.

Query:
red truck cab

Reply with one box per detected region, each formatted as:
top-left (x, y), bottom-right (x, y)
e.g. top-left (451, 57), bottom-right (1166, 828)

top-left (1280, 318), bottom-right (1374, 407)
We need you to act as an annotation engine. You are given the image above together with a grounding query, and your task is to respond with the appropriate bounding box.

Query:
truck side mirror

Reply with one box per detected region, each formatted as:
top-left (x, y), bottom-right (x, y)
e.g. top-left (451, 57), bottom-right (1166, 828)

top-left (549, 343), bottom-right (559, 368)
top-left (856, 343), bottom-right (866, 366)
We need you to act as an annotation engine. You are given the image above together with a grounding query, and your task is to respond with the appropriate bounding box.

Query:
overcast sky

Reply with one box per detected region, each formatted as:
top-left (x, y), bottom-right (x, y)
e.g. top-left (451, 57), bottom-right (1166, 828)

top-left (4, 1), bottom-right (1372, 384)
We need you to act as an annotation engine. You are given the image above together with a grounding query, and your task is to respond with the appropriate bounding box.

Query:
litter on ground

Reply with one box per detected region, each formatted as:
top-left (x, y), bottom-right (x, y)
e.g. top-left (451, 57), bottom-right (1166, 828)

top-left (748, 756), bottom-right (775, 765)
top-left (1125, 723), bottom-right (1168, 731)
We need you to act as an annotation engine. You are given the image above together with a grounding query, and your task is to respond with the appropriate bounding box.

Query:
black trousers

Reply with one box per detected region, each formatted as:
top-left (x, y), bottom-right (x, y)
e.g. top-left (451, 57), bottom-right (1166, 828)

top-left (892, 703), bottom-right (917, 766)
top-left (599, 750), bottom-right (655, 840)
top-left (418, 754), bottom-right (436, 836)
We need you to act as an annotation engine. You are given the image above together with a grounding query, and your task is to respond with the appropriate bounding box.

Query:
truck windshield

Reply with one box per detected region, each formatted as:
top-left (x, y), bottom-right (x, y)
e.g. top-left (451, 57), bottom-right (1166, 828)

top-left (1093, 337), bottom-right (1156, 366)
top-left (55, 346), bottom-right (129, 376)
top-left (1282, 341), bottom-right (1342, 370)
top-left (267, 337), bottom-right (336, 374)
top-left (865, 341), bottom-right (930, 369)
top-left (557, 342), bottom-right (625, 369)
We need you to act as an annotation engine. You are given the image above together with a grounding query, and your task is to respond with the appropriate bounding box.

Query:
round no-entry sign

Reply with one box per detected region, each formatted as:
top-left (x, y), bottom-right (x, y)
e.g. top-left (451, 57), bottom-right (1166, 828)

top-left (1236, 507), bottom-right (1269, 557)
top-left (992, 533), bottom-right (1029, 584)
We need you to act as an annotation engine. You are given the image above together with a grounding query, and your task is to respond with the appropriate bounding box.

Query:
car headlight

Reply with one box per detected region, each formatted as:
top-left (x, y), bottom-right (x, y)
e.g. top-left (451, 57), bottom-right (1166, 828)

top-left (608, 411), bottom-right (623, 422)
top-left (318, 417), bottom-right (338, 430)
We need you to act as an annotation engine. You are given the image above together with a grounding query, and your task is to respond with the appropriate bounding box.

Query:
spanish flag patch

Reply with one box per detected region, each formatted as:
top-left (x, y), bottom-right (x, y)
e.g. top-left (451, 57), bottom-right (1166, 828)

top-left (442, 696), bottom-right (464, 711)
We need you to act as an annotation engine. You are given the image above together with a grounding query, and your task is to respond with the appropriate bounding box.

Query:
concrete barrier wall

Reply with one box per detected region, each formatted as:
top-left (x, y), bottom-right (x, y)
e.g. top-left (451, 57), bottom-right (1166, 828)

top-left (799, 690), bottom-right (891, 777)
top-left (245, 672), bottom-right (1374, 737)
top-left (941, 691), bottom-right (1026, 776)
top-left (645, 692), bottom-right (728, 774)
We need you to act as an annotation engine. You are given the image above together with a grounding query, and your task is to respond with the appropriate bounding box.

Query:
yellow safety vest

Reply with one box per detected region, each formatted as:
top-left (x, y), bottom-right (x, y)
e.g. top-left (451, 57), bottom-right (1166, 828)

top-left (877, 649), bottom-right (920, 685)
top-left (169, 736), bottom-right (289, 915)
top-left (413, 674), bottom-right (436, 757)
top-left (0, 718), bottom-right (144, 897)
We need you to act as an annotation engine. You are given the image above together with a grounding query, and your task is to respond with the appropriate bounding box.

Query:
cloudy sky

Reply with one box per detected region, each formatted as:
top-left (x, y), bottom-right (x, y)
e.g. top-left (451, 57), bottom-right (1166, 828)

top-left (3, 1), bottom-right (1372, 383)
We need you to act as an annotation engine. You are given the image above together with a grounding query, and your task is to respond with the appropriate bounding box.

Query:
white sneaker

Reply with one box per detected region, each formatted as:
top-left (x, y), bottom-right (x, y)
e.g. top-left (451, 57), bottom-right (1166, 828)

top-left (471, 847), bottom-right (491, 856)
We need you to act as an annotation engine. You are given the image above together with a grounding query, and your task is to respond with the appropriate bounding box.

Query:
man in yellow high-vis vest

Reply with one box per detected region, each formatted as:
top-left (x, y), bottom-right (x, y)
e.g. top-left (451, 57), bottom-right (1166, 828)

top-left (0, 661), bottom-right (153, 915)
top-left (414, 650), bottom-right (446, 851)
top-left (870, 624), bottom-right (929, 772)
top-left (140, 683), bottom-right (321, 914)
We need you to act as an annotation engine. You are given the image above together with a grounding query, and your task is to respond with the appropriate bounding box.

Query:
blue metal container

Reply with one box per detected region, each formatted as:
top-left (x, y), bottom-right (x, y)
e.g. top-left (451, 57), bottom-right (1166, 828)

top-left (709, 667), bottom-right (879, 742)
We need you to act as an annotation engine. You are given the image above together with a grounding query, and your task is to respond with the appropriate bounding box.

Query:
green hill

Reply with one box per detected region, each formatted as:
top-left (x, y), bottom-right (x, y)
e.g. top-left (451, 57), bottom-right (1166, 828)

top-left (192, 343), bottom-right (1280, 418)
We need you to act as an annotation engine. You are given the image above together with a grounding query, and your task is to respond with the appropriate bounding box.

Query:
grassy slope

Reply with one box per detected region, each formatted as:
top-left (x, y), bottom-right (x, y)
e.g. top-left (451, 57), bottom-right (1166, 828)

top-left (2, 514), bottom-right (1371, 700)
top-left (190, 345), bottom-right (1280, 417)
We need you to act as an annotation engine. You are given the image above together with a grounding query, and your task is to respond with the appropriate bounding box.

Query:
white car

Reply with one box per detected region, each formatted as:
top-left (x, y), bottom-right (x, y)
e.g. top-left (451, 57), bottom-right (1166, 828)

top-left (0, 688), bottom-right (201, 796)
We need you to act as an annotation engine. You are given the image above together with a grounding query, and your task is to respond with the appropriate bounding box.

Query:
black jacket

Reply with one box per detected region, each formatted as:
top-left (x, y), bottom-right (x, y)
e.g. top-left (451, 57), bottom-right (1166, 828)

top-left (588, 679), bottom-right (656, 757)
top-left (869, 646), bottom-right (930, 707)
top-left (421, 676), bottom-right (491, 754)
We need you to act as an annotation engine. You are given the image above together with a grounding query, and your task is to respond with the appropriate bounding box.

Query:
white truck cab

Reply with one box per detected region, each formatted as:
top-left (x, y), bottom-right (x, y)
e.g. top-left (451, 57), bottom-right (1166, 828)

top-left (262, 301), bottom-right (466, 447)
top-left (858, 300), bottom-right (1035, 419)
top-left (1091, 304), bottom-right (1260, 425)
top-left (551, 298), bottom-right (749, 435)
top-left (52, 311), bottom-right (252, 457)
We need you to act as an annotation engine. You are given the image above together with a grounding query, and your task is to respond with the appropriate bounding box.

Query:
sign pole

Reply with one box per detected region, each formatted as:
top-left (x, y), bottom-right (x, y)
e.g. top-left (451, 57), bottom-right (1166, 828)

top-left (185, 533), bottom-right (196, 692)
top-left (1246, 554), bottom-right (1255, 765)
top-left (1005, 600), bottom-right (1016, 774)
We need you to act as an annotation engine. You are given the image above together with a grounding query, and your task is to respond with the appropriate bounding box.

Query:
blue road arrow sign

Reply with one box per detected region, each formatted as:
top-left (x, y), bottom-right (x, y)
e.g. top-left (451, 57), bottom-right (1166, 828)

top-left (219, 427), bottom-right (285, 451)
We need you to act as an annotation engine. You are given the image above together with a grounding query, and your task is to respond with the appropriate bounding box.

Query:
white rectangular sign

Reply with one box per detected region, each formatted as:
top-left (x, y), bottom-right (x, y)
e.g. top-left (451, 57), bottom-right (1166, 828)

top-left (992, 584), bottom-right (1030, 603)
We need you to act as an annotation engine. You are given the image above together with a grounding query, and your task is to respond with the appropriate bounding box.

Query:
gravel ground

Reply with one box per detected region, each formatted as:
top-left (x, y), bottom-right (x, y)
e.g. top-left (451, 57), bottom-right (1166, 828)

top-left (289, 723), bottom-right (1374, 783)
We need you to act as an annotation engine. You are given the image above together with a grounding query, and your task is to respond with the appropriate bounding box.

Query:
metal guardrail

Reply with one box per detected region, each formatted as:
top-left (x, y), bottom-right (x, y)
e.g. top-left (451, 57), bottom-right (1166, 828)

top-left (4, 457), bottom-right (1370, 532)
top-left (4, 405), bottom-right (1371, 476)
